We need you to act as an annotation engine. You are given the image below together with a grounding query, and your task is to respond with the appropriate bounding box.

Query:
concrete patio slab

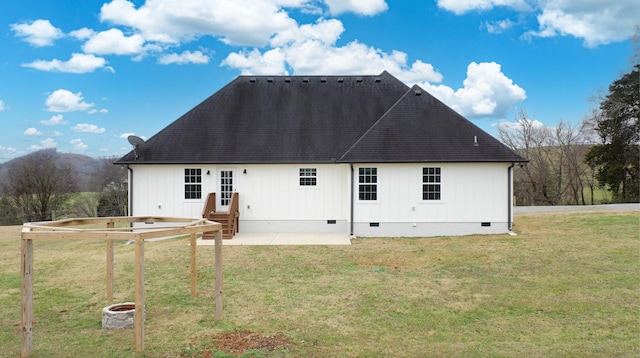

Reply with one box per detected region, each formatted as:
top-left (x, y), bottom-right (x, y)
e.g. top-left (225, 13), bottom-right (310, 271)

top-left (197, 232), bottom-right (352, 246)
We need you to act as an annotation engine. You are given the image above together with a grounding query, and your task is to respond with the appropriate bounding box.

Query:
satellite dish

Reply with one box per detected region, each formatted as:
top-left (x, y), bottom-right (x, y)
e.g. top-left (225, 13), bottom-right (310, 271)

top-left (127, 135), bottom-right (145, 148)
top-left (127, 135), bottom-right (145, 159)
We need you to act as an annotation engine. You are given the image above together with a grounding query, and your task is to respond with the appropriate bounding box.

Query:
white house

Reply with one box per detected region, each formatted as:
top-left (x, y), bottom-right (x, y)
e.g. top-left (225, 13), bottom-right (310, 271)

top-left (116, 72), bottom-right (526, 238)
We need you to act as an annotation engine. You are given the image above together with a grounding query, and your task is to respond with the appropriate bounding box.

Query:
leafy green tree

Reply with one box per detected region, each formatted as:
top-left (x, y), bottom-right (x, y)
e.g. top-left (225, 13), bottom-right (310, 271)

top-left (585, 65), bottom-right (640, 202)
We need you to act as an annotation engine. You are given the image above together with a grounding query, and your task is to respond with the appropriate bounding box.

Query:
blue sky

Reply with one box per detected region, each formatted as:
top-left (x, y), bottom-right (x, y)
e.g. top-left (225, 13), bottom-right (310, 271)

top-left (0, 0), bottom-right (637, 161)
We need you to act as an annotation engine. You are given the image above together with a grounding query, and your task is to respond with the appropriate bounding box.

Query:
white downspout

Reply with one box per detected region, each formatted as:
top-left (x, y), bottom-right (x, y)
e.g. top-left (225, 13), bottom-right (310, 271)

top-left (508, 163), bottom-right (515, 231)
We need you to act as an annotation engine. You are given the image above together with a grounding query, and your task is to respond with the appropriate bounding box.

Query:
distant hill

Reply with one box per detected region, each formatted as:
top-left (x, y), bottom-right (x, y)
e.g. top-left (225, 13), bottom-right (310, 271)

top-left (0, 149), bottom-right (108, 192)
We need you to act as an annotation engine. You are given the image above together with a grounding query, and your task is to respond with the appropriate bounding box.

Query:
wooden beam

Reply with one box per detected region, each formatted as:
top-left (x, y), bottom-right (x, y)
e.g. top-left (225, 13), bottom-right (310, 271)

top-left (21, 237), bottom-right (33, 358)
top-left (190, 233), bottom-right (197, 296)
top-left (106, 222), bottom-right (115, 301)
top-left (134, 238), bottom-right (145, 353)
top-left (214, 230), bottom-right (223, 320)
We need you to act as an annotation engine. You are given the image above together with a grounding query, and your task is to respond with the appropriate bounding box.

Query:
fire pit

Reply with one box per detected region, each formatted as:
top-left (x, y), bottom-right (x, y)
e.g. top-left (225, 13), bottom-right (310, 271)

top-left (102, 303), bottom-right (144, 329)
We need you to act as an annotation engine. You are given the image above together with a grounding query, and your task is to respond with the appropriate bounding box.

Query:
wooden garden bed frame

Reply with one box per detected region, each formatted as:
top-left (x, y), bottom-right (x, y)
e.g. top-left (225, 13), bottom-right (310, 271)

top-left (20, 216), bottom-right (223, 357)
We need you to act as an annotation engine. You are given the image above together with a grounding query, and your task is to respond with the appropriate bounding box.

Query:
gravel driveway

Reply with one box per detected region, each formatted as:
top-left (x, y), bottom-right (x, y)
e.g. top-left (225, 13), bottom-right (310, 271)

top-left (514, 203), bottom-right (639, 214)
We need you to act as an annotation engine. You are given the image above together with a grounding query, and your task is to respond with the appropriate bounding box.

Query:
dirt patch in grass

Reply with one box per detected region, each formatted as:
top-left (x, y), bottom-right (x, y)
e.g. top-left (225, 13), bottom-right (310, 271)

top-left (184, 330), bottom-right (294, 357)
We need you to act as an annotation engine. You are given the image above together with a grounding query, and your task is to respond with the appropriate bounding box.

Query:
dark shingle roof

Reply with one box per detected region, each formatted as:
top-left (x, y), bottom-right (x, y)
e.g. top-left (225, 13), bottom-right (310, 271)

top-left (116, 71), bottom-right (525, 164)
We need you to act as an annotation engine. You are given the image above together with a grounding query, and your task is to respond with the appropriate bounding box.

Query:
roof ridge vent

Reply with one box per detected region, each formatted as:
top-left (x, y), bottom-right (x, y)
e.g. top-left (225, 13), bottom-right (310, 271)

top-left (267, 77), bottom-right (274, 83)
top-left (320, 77), bottom-right (327, 83)
top-left (375, 77), bottom-right (381, 82)
top-left (302, 77), bottom-right (309, 83)
top-left (337, 77), bottom-right (344, 83)
top-left (249, 77), bottom-right (257, 83)
top-left (356, 77), bottom-right (363, 82)
top-left (414, 88), bottom-right (422, 95)
top-left (284, 77), bottom-right (291, 83)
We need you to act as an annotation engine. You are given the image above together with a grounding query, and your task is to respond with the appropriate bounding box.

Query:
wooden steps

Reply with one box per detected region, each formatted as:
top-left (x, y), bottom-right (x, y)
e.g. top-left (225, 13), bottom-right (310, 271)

top-left (202, 192), bottom-right (239, 239)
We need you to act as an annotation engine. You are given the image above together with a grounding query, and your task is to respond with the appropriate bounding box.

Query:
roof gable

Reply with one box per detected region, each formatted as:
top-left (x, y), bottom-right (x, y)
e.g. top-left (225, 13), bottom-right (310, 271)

top-left (339, 85), bottom-right (524, 162)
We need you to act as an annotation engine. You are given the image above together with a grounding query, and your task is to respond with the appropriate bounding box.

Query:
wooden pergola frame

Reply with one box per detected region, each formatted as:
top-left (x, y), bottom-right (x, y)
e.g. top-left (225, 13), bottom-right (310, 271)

top-left (20, 216), bottom-right (223, 357)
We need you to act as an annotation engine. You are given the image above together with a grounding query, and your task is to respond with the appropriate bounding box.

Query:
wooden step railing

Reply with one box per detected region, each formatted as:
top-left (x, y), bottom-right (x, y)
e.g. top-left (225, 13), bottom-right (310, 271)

top-left (202, 192), bottom-right (239, 239)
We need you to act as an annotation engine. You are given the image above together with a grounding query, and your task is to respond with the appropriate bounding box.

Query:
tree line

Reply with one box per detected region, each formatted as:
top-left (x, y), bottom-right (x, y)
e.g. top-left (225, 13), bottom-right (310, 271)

top-left (500, 64), bottom-right (639, 205)
top-left (0, 149), bottom-right (128, 225)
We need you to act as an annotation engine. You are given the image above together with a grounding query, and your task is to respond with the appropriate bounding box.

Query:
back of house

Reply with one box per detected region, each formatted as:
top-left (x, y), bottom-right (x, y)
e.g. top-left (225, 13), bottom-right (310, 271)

top-left (116, 71), bottom-right (525, 238)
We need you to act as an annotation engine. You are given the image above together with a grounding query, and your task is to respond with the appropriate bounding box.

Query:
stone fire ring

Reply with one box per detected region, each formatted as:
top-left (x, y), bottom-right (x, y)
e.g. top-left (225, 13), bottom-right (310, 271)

top-left (102, 302), bottom-right (145, 329)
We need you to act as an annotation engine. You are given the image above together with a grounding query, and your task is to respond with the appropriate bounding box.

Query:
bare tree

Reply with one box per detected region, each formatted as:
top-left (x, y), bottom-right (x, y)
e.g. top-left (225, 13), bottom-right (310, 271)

top-left (2, 149), bottom-right (78, 222)
top-left (499, 110), bottom-right (559, 205)
top-left (554, 119), bottom-right (592, 204)
top-left (499, 110), bottom-right (594, 205)
top-left (581, 111), bottom-right (605, 204)
top-left (90, 157), bottom-right (128, 217)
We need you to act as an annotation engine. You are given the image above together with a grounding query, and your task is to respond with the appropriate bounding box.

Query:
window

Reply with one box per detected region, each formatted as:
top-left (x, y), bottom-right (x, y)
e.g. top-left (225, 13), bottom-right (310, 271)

top-left (184, 168), bottom-right (202, 199)
top-left (359, 167), bottom-right (377, 200)
top-left (299, 168), bottom-right (317, 186)
top-left (422, 167), bottom-right (441, 200)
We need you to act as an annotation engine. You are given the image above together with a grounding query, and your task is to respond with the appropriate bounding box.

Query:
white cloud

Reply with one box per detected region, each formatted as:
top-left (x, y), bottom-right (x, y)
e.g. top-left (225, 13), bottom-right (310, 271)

top-left (438, 0), bottom-right (638, 47)
top-left (119, 132), bottom-right (147, 140)
top-left (419, 62), bottom-right (526, 119)
top-left (524, 2), bottom-right (639, 47)
top-left (484, 19), bottom-right (517, 34)
top-left (30, 137), bottom-right (57, 150)
top-left (24, 128), bottom-right (42, 136)
top-left (45, 89), bottom-right (95, 112)
top-left (88, 108), bottom-right (109, 114)
top-left (69, 27), bottom-right (96, 40)
top-left (71, 123), bottom-right (106, 133)
top-left (0, 145), bottom-right (17, 156)
top-left (22, 53), bottom-right (114, 74)
top-left (99, 0), bottom-right (298, 46)
top-left (223, 18), bottom-right (444, 81)
top-left (436, 0), bottom-right (531, 15)
top-left (51, 131), bottom-right (63, 137)
top-left (119, 132), bottom-right (135, 139)
top-left (223, 48), bottom-right (288, 75)
top-left (324, 0), bottom-right (388, 16)
top-left (0, 100), bottom-right (5, 111)
top-left (10, 19), bottom-right (63, 47)
top-left (158, 50), bottom-right (210, 65)
top-left (498, 118), bottom-right (545, 131)
top-left (70, 138), bottom-right (88, 151)
top-left (40, 114), bottom-right (67, 126)
top-left (83, 28), bottom-right (146, 55)
top-left (271, 18), bottom-right (344, 47)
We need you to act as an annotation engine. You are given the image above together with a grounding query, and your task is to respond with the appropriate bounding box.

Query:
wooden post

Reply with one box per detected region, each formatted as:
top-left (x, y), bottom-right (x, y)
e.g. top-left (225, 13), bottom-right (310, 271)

top-left (21, 237), bottom-right (33, 358)
top-left (190, 233), bottom-right (197, 296)
top-left (134, 238), bottom-right (145, 353)
top-left (106, 222), bottom-right (115, 301)
top-left (214, 230), bottom-right (223, 320)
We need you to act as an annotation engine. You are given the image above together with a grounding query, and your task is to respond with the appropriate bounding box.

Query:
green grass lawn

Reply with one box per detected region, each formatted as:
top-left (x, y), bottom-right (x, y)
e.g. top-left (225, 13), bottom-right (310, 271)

top-left (1, 211), bottom-right (638, 357)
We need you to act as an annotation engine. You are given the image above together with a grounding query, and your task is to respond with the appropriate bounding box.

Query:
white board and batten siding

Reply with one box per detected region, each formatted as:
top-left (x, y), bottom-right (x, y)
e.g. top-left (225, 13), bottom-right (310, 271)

top-left (352, 163), bottom-right (511, 237)
top-left (129, 162), bottom-right (512, 237)
top-left (128, 164), bottom-right (351, 232)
